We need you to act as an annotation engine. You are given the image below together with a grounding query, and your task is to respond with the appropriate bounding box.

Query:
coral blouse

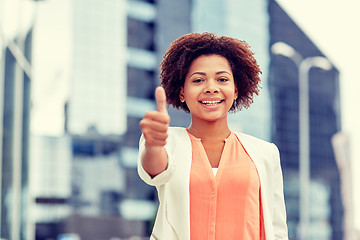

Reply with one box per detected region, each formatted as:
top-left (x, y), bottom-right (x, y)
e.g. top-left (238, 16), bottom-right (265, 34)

top-left (188, 131), bottom-right (264, 240)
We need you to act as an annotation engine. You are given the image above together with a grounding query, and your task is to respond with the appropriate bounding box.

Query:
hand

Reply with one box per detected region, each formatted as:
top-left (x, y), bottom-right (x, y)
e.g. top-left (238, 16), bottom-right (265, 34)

top-left (140, 86), bottom-right (170, 147)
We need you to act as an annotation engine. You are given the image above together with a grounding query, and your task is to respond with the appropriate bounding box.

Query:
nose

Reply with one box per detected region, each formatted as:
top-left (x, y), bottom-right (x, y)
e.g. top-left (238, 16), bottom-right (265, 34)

top-left (203, 80), bottom-right (219, 93)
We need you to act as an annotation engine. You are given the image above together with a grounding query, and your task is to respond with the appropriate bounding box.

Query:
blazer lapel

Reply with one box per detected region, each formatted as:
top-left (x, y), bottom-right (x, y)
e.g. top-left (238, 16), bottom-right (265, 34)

top-left (236, 132), bottom-right (266, 182)
top-left (235, 132), bottom-right (275, 240)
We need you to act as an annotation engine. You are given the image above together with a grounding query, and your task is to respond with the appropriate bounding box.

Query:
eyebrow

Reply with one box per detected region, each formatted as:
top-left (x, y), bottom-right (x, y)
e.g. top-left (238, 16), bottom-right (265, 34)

top-left (189, 71), bottom-right (231, 78)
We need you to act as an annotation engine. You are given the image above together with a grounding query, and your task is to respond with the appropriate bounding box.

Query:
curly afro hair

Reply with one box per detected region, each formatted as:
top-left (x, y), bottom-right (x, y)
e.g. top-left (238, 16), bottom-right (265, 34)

top-left (159, 32), bottom-right (262, 112)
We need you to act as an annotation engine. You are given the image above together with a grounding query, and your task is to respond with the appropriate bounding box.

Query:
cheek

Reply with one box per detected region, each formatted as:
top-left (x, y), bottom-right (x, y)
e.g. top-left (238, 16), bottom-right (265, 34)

top-left (226, 86), bottom-right (237, 96)
top-left (183, 86), bottom-right (197, 99)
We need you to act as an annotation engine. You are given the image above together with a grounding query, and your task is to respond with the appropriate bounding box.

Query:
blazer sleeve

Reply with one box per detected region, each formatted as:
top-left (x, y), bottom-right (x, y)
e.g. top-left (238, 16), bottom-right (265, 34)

top-left (137, 134), bottom-right (176, 187)
top-left (271, 143), bottom-right (289, 240)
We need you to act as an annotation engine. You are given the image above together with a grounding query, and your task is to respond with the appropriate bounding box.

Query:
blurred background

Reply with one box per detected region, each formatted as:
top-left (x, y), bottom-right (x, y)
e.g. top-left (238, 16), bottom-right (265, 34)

top-left (0, 0), bottom-right (359, 239)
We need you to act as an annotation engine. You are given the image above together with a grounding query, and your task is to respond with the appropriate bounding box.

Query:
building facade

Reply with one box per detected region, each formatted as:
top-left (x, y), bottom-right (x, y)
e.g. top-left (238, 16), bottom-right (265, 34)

top-left (268, 1), bottom-right (343, 239)
top-left (0, 34), bottom-right (32, 240)
top-left (0, 1), bottom-right (35, 239)
top-left (68, 0), bottom-right (127, 136)
top-left (29, 135), bottom-right (72, 240)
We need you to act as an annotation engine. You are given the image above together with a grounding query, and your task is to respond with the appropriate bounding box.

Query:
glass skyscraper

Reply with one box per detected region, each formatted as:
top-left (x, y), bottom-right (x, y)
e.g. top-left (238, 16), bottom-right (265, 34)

top-left (269, 1), bottom-right (343, 239)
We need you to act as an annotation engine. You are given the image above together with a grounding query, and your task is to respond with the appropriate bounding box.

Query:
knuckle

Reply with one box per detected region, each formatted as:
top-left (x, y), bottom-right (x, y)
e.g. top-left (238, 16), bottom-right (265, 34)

top-left (164, 114), bottom-right (170, 122)
top-left (143, 111), bottom-right (155, 119)
top-left (142, 129), bottom-right (150, 137)
top-left (143, 112), bottom-right (150, 119)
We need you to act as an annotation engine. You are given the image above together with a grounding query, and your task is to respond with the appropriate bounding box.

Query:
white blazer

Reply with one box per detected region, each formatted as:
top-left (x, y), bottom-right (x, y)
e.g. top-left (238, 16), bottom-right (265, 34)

top-left (138, 127), bottom-right (288, 240)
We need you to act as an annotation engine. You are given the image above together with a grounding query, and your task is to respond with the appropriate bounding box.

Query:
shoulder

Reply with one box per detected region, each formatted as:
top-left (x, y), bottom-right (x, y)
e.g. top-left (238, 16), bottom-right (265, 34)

top-left (235, 132), bottom-right (279, 156)
top-left (166, 127), bottom-right (189, 146)
top-left (167, 127), bottom-right (188, 140)
top-left (168, 126), bottom-right (187, 135)
top-left (235, 132), bottom-right (273, 147)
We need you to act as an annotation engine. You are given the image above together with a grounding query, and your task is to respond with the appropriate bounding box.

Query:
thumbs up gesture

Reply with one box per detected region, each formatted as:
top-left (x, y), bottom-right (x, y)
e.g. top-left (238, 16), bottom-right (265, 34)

top-left (140, 86), bottom-right (170, 147)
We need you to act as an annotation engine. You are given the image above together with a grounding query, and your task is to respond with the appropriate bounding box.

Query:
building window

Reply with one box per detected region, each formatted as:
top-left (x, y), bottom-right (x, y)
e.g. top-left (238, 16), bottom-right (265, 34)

top-left (127, 17), bottom-right (155, 50)
top-left (127, 66), bottom-right (155, 98)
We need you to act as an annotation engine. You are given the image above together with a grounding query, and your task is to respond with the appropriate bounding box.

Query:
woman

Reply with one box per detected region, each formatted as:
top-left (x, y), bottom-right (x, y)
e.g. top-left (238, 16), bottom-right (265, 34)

top-left (138, 32), bottom-right (288, 240)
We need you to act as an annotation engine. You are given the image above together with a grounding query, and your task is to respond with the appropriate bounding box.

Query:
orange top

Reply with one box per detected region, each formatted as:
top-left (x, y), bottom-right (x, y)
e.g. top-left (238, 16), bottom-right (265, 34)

top-left (188, 131), bottom-right (264, 240)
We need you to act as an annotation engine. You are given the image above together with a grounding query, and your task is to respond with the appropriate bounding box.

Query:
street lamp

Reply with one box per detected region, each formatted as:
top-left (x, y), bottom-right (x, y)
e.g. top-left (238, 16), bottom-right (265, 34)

top-left (271, 42), bottom-right (332, 240)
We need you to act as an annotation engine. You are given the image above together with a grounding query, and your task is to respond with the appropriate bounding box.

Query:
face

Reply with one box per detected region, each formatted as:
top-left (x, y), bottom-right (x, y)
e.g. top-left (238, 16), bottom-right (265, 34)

top-left (180, 54), bottom-right (238, 123)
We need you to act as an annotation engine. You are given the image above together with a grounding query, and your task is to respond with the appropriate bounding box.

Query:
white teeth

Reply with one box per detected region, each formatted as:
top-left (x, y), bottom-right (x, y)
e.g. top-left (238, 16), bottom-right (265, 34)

top-left (201, 100), bottom-right (221, 105)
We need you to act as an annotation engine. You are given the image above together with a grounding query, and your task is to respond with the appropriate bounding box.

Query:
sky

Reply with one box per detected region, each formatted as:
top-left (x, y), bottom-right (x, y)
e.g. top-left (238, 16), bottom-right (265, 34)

top-left (276, 0), bottom-right (360, 231)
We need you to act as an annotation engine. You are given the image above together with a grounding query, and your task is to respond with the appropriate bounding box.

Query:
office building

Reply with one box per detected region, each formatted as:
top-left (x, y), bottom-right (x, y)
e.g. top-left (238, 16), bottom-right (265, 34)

top-left (268, 1), bottom-right (343, 239)
top-left (67, 0), bottom-right (127, 136)
top-left (29, 135), bottom-right (72, 239)
top-left (0, 0), bottom-right (36, 239)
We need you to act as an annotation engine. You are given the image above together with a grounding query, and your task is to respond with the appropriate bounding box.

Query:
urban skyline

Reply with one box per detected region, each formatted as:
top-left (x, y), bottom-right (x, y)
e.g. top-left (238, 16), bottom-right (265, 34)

top-left (1, 0), bottom-right (359, 239)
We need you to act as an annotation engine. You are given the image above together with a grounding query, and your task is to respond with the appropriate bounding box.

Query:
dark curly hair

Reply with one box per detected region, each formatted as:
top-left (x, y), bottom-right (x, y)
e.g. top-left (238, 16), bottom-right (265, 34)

top-left (159, 32), bottom-right (262, 112)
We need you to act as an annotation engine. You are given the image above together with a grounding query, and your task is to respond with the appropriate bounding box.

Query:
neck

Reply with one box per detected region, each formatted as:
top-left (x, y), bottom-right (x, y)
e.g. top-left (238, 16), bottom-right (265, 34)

top-left (187, 117), bottom-right (231, 142)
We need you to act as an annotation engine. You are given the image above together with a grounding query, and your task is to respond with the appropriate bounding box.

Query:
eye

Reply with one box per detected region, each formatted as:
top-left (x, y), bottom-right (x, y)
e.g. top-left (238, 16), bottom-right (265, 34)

top-left (192, 78), bottom-right (203, 83)
top-left (218, 77), bottom-right (229, 82)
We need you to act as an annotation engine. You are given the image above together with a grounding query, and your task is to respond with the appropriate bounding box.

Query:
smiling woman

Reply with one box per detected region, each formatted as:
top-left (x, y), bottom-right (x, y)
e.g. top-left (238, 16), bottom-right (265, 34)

top-left (179, 54), bottom-right (237, 126)
top-left (137, 32), bottom-right (289, 240)
top-left (160, 32), bottom-right (262, 113)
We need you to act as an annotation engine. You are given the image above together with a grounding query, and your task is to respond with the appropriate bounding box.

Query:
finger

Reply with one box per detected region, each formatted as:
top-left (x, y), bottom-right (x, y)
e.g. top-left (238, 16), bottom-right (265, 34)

top-left (143, 111), bottom-right (170, 124)
top-left (140, 118), bottom-right (168, 133)
top-left (155, 86), bottom-right (167, 113)
top-left (143, 129), bottom-right (168, 141)
top-left (143, 132), bottom-right (167, 147)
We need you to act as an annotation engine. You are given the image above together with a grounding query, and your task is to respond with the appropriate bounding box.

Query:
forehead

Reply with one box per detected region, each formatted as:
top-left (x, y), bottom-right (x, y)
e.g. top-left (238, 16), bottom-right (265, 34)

top-left (188, 54), bottom-right (232, 72)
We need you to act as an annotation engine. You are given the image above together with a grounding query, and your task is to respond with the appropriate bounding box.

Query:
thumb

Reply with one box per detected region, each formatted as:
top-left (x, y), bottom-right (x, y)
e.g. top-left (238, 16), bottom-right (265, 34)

top-left (155, 86), bottom-right (167, 113)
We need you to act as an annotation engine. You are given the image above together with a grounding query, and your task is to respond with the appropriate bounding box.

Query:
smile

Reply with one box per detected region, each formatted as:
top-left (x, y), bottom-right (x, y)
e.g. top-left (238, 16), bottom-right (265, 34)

top-left (200, 100), bottom-right (223, 105)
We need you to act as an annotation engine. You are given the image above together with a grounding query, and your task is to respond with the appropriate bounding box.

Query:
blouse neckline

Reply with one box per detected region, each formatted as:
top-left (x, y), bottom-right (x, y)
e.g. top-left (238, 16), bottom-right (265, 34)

top-left (186, 129), bottom-right (235, 143)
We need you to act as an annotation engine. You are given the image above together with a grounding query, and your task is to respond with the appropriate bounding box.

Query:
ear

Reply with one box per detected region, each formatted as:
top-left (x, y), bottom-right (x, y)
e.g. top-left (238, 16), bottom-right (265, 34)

top-left (179, 87), bottom-right (185, 102)
top-left (234, 87), bottom-right (238, 100)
